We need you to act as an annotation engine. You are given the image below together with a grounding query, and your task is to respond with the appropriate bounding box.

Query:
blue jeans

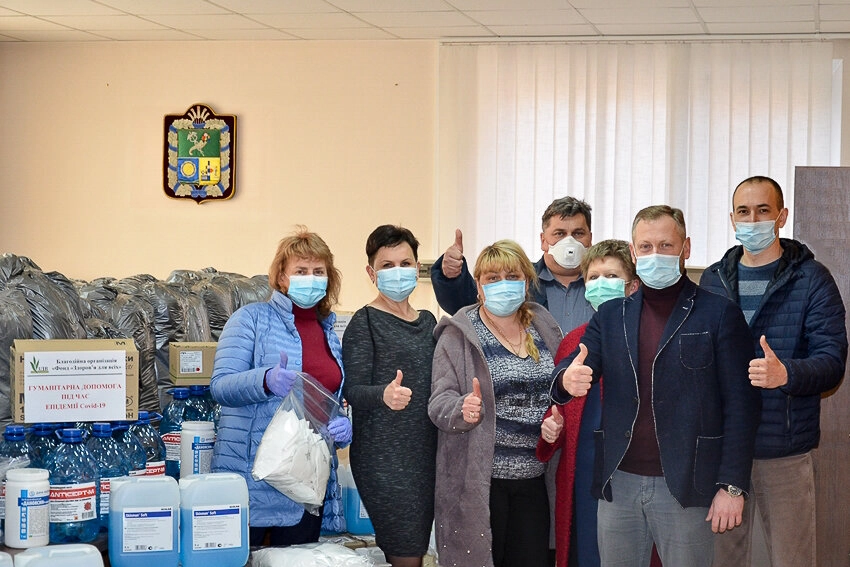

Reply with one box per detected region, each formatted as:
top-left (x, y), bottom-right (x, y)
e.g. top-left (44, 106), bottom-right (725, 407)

top-left (597, 470), bottom-right (714, 567)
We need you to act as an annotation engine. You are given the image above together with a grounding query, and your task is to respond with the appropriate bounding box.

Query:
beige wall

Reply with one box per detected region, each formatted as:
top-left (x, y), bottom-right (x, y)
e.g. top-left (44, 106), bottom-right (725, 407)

top-left (0, 40), bottom-right (439, 313)
top-left (3, 39), bottom-right (850, 314)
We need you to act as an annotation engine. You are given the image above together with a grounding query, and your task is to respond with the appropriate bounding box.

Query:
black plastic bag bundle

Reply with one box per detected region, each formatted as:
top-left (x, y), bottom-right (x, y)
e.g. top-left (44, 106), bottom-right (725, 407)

top-left (182, 292), bottom-right (212, 342)
top-left (0, 253), bottom-right (41, 284)
top-left (233, 275), bottom-right (272, 309)
top-left (0, 288), bottom-right (34, 429)
top-left (8, 269), bottom-right (87, 340)
top-left (191, 276), bottom-right (238, 341)
top-left (78, 284), bottom-right (159, 413)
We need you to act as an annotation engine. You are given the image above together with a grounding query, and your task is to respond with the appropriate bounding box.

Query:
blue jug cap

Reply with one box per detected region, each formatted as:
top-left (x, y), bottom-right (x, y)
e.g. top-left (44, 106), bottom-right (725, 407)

top-left (171, 388), bottom-right (190, 399)
top-left (3, 424), bottom-right (25, 441)
top-left (58, 428), bottom-right (84, 443)
top-left (91, 422), bottom-right (112, 437)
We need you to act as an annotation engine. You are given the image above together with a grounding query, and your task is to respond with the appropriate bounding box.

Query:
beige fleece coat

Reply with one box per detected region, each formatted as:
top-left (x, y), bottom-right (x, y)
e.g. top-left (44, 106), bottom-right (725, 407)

top-left (428, 303), bottom-right (563, 567)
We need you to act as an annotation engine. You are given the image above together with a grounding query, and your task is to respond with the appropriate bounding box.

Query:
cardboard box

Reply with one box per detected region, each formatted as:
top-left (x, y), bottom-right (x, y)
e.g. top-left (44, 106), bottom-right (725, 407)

top-left (169, 342), bottom-right (217, 385)
top-left (10, 338), bottom-right (139, 424)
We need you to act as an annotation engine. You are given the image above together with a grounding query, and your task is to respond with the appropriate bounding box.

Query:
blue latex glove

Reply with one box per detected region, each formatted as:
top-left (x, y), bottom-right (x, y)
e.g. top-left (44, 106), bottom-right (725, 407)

top-left (327, 416), bottom-right (352, 446)
top-left (265, 351), bottom-right (297, 397)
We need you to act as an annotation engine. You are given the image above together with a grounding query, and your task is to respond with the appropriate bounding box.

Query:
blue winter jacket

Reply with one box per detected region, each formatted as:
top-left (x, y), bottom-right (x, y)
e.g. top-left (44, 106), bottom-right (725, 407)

top-left (210, 290), bottom-right (345, 527)
top-left (700, 239), bottom-right (847, 459)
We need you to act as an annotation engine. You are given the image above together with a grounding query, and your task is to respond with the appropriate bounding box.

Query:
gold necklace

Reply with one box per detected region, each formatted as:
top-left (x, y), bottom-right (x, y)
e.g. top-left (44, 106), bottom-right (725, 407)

top-left (482, 309), bottom-right (526, 355)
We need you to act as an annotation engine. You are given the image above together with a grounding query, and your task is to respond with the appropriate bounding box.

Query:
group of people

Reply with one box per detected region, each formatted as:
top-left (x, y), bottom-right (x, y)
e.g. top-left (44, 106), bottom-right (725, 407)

top-left (206, 174), bottom-right (846, 567)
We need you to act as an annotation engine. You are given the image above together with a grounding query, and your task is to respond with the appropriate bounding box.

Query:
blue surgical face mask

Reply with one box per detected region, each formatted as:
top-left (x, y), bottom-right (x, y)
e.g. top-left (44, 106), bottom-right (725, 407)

top-left (376, 266), bottom-right (418, 302)
top-left (735, 219), bottom-right (778, 255)
top-left (482, 280), bottom-right (526, 317)
top-left (584, 277), bottom-right (626, 310)
top-left (287, 275), bottom-right (328, 309)
top-left (635, 252), bottom-right (682, 290)
top-left (549, 236), bottom-right (586, 269)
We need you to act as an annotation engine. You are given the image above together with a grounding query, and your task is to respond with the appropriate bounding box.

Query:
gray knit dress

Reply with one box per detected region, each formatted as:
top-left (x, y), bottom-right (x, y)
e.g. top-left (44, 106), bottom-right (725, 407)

top-left (342, 306), bottom-right (438, 557)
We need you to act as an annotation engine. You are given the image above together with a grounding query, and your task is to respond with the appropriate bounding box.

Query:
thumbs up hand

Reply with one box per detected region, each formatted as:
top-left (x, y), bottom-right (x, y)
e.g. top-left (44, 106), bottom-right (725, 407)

top-left (383, 370), bottom-right (413, 411)
top-left (461, 377), bottom-right (483, 424)
top-left (265, 351), bottom-right (298, 397)
top-left (441, 229), bottom-right (465, 279)
top-left (748, 335), bottom-right (788, 389)
top-left (541, 405), bottom-right (564, 444)
top-left (561, 343), bottom-right (593, 397)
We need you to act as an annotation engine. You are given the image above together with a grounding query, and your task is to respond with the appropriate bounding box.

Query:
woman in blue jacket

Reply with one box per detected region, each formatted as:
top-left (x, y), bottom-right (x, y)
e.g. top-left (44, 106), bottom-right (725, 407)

top-left (210, 227), bottom-right (352, 547)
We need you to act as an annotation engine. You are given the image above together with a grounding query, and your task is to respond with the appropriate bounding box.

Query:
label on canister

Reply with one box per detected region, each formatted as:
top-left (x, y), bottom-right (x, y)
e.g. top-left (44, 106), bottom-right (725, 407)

top-left (4, 468), bottom-right (50, 548)
top-left (191, 504), bottom-right (242, 550)
top-left (122, 506), bottom-right (175, 552)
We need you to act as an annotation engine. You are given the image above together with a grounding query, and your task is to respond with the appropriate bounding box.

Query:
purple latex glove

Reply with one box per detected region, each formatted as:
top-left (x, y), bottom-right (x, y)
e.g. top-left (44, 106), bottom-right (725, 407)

top-left (265, 351), bottom-right (297, 397)
top-left (327, 416), bottom-right (352, 446)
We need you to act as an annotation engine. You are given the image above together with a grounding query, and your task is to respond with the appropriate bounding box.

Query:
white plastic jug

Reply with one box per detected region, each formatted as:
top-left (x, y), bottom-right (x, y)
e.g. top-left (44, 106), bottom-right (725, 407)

top-left (0, 551), bottom-right (10, 567)
top-left (179, 421), bottom-right (215, 478)
top-left (178, 472), bottom-right (249, 567)
top-left (108, 475), bottom-right (179, 567)
top-left (13, 544), bottom-right (103, 567)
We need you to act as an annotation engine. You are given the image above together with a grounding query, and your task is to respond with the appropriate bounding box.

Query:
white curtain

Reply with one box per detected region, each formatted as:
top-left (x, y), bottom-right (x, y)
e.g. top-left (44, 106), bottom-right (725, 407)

top-left (437, 41), bottom-right (836, 268)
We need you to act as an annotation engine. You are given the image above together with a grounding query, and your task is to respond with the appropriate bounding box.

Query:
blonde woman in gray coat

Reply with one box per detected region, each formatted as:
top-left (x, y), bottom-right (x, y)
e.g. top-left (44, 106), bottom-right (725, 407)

top-left (428, 240), bottom-right (563, 567)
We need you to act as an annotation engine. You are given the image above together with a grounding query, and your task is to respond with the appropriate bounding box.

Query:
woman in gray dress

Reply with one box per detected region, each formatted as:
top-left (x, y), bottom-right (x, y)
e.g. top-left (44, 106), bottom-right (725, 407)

top-left (342, 225), bottom-right (437, 567)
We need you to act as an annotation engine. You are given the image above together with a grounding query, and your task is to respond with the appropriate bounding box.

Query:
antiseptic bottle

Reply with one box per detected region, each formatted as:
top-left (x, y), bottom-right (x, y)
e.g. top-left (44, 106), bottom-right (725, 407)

top-left (185, 385), bottom-right (212, 422)
top-left (27, 423), bottom-right (58, 469)
top-left (160, 388), bottom-right (190, 480)
top-left (110, 422), bottom-right (147, 477)
top-left (129, 412), bottom-right (166, 476)
top-left (45, 428), bottom-right (100, 543)
top-left (86, 422), bottom-right (130, 532)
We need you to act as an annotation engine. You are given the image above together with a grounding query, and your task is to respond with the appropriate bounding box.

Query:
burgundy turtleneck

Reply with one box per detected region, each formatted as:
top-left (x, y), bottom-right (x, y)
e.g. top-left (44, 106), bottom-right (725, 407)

top-left (292, 305), bottom-right (342, 394)
top-left (618, 276), bottom-right (686, 476)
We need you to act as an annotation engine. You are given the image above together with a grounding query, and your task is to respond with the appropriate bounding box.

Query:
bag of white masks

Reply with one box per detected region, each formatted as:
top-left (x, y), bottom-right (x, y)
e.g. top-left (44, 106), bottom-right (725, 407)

top-left (251, 542), bottom-right (372, 567)
top-left (252, 372), bottom-right (342, 514)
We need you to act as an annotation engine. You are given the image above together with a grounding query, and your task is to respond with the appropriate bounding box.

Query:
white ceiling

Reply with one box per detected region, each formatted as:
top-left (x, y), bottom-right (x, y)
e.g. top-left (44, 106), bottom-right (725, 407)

top-left (0, 0), bottom-right (848, 42)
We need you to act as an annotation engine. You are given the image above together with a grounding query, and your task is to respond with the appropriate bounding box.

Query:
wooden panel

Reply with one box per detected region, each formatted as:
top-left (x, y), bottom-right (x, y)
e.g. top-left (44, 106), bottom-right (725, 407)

top-left (794, 166), bottom-right (850, 567)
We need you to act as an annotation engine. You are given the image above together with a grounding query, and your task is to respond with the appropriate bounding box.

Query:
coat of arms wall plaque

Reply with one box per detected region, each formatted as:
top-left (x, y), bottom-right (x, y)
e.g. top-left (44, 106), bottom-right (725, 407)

top-left (163, 104), bottom-right (236, 204)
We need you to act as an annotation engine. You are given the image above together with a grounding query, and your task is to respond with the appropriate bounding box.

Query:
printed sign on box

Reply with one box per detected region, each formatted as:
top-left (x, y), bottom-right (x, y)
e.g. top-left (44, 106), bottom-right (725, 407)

top-left (11, 339), bottom-right (139, 423)
top-left (23, 350), bottom-right (127, 423)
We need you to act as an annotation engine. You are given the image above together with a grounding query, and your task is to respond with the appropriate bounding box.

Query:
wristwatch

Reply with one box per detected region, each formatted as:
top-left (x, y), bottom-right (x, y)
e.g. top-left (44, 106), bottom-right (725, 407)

top-left (721, 484), bottom-right (744, 498)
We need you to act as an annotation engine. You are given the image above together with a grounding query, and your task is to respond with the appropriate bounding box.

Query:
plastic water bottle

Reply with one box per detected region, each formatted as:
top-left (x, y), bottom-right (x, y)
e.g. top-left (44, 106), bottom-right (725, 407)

top-left (111, 422), bottom-right (147, 477)
top-left (27, 424), bottom-right (59, 469)
top-left (160, 388), bottom-right (190, 480)
top-left (46, 428), bottom-right (100, 543)
top-left (186, 385), bottom-right (212, 422)
top-left (201, 386), bottom-right (221, 430)
top-left (0, 425), bottom-right (32, 464)
top-left (0, 425), bottom-right (32, 534)
top-left (86, 422), bottom-right (130, 532)
top-left (129, 412), bottom-right (166, 476)
top-left (74, 422), bottom-right (94, 437)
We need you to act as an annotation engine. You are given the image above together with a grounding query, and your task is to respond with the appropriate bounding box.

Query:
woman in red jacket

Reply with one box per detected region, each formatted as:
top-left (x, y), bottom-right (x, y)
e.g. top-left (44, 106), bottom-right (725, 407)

top-left (537, 239), bottom-right (661, 567)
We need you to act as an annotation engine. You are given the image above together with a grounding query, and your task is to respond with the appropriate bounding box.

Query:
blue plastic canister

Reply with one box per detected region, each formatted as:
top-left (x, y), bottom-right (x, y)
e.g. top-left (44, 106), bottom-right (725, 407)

top-left (339, 464), bottom-right (374, 535)
top-left (107, 475), bottom-right (179, 567)
top-left (178, 472), bottom-right (249, 567)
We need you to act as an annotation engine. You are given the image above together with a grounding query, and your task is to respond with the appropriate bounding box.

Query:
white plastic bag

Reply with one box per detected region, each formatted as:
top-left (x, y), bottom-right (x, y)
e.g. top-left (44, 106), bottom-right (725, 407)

top-left (251, 542), bottom-right (373, 567)
top-left (252, 373), bottom-right (341, 514)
